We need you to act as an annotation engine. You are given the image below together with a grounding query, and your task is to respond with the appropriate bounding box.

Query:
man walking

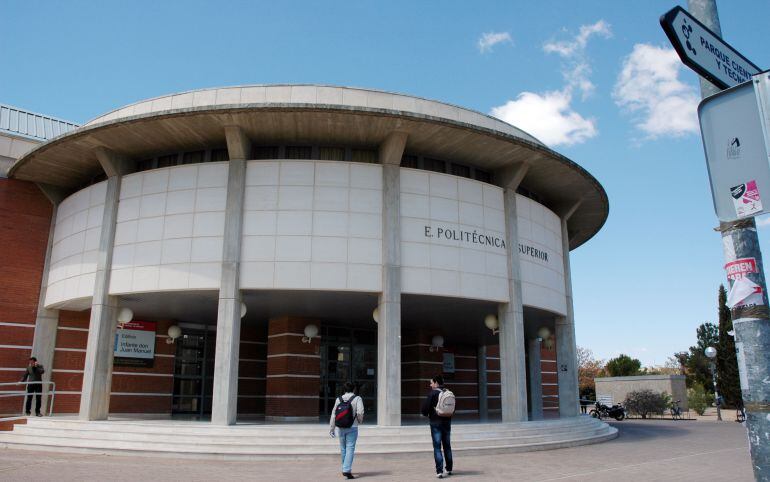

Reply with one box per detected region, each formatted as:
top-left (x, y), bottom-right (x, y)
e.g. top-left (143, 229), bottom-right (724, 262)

top-left (329, 382), bottom-right (364, 479)
top-left (20, 356), bottom-right (45, 416)
top-left (421, 375), bottom-right (454, 478)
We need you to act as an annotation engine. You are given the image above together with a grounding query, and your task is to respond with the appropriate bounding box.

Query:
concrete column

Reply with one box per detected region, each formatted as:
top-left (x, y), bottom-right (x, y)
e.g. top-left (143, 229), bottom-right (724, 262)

top-left (528, 338), bottom-right (543, 420)
top-left (79, 148), bottom-right (130, 420)
top-left (496, 163), bottom-right (529, 422)
top-left (30, 184), bottom-right (65, 414)
top-left (211, 127), bottom-right (250, 425)
top-left (477, 345), bottom-right (488, 422)
top-left (377, 131), bottom-right (406, 426)
top-left (556, 203), bottom-right (581, 417)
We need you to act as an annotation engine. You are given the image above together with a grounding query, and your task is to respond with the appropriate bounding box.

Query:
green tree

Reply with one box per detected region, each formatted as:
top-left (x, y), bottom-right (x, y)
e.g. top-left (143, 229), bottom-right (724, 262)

top-left (605, 354), bottom-right (641, 377)
top-left (687, 383), bottom-right (714, 416)
top-left (716, 285), bottom-right (742, 408)
top-left (676, 323), bottom-right (719, 392)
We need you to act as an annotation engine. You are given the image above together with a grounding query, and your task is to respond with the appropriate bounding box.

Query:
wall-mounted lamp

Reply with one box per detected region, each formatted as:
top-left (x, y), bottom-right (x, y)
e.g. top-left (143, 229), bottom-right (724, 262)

top-left (484, 314), bottom-right (499, 335)
top-left (166, 325), bottom-right (182, 344)
top-left (429, 335), bottom-right (444, 352)
top-left (117, 307), bottom-right (134, 329)
top-left (372, 307), bottom-right (380, 323)
top-left (538, 327), bottom-right (553, 349)
top-left (302, 324), bottom-right (319, 343)
top-left (240, 301), bottom-right (247, 318)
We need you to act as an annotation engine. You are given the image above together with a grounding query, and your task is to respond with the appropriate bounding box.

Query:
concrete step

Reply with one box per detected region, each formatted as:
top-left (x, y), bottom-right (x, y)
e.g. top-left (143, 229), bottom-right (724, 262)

top-left (0, 417), bottom-right (617, 459)
top-left (19, 417), bottom-right (599, 436)
top-left (15, 419), bottom-right (602, 441)
top-left (4, 425), bottom-right (609, 447)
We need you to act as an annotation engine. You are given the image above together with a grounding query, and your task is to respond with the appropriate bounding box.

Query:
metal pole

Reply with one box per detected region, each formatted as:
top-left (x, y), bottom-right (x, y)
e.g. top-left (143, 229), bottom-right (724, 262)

top-left (688, 1), bottom-right (770, 478)
top-left (709, 360), bottom-right (722, 421)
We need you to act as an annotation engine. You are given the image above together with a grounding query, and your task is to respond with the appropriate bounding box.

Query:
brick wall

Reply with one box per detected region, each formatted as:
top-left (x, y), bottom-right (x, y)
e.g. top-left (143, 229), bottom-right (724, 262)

top-left (265, 316), bottom-right (320, 420)
top-left (0, 179), bottom-right (52, 417)
top-left (52, 310), bottom-right (177, 414)
top-left (237, 323), bottom-right (267, 415)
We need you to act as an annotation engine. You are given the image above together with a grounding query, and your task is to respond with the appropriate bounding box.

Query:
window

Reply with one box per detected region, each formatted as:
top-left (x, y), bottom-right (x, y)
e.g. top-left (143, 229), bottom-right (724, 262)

top-left (286, 146), bottom-right (312, 159)
top-left (182, 151), bottom-right (205, 164)
top-left (319, 147), bottom-right (345, 161)
top-left (474, 169), bottom-right (492, 183)
top-left (157, 154), bottom-right (178, 168)
top-left (136, 159), bottom-right (155, 171)
top-left (210, 148), bottom-right (229, 163)
top-left (252, 146), bottom-right (279, 160)
top-left (350, 149), bottom-right (377, 164)
top-left (401, 155), bottom-right (418, 168)
top-left (423, 158), bottom-right (445, 173)
top-left (450, 163), bottom-right (471, 178)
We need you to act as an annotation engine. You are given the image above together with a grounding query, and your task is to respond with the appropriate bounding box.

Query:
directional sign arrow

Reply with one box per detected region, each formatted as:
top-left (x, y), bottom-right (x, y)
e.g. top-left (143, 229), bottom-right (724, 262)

top-left (660, 6), bottom-right (761, 90)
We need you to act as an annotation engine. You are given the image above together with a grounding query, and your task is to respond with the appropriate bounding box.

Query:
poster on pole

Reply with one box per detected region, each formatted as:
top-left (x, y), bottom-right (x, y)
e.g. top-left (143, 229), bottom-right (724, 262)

top-left (114, 320), bottom-right (157, 368)
top-left (698, 80), bottom-right (770, 222)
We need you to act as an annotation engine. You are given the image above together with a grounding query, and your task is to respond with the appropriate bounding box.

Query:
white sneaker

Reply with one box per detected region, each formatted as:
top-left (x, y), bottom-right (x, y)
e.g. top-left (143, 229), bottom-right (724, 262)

top-left (436, 473), bottom-right (444, 479)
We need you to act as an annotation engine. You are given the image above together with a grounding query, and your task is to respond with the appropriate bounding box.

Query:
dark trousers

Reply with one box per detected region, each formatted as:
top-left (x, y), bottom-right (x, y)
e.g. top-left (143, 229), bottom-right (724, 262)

top-left (430, 422), bottom-right (453, 474)
top-left (25, 384), bottom-right (42, 415)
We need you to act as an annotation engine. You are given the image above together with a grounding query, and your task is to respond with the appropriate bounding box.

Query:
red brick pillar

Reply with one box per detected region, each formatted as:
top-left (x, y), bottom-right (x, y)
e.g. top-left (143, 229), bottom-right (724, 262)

top-left (401, 330), bottom-right (443, 417)
top-left (237, 324), bottom-right (267, 416)
top-left (265, 316), bottom-right (320, 421)
top-left (541, 334), bottom-right (559, 417)
top-left (486, 345), bottom-right (501, 415)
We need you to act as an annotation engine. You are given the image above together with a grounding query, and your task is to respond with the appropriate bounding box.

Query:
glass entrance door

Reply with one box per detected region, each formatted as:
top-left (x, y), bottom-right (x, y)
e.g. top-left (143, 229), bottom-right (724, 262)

top-left (172, 329), bottom-right (215, 416)
top-left (320, 327), bottom-right (377, 420)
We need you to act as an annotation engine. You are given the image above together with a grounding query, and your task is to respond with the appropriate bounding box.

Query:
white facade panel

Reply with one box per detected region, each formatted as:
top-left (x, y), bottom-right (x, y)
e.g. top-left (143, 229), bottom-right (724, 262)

top-left (399, 168), bottom-right (566, 312)
top-left (240, 160), bottom-right (383, 292)
top-left (45, 181), bottom-right (107, 307)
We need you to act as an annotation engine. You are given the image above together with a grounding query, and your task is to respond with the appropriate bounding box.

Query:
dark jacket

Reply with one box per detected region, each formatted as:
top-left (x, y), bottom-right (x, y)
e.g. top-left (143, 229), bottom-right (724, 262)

top-left (421, 387), bottom-right (451, 425)
top-left (21, 364), bottom-right (44, 383)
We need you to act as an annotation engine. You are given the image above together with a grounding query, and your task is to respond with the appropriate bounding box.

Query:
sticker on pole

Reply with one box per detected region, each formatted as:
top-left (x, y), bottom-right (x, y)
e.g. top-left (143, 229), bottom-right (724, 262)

top-left (724, 257), bottom-right (758, 281)
top-left (726, 276), bottom-right (764, 309)
top-left (730, 180), bottom-right (763, 218)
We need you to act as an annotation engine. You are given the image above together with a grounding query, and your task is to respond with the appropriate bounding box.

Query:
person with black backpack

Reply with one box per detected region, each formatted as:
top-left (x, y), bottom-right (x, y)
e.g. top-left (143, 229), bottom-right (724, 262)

top-left (421, 375), bottom-right (455, 478)
top-left (329, 382), bottom-right (364, 479)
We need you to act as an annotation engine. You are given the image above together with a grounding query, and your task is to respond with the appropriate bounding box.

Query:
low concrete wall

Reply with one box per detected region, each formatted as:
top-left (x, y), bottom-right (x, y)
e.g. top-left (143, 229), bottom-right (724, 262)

top-left (595, 375), bottom-right (687, 411)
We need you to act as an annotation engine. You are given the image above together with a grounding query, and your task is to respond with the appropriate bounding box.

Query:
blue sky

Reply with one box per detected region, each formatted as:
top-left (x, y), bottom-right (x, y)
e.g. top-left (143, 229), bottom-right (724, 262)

top-left (3, 0), bottom-right (770, 366)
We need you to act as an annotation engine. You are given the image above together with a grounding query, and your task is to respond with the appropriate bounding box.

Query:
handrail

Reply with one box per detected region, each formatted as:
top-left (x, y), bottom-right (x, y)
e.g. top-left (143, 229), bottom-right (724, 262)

top-left (0, 381), bottom-right (56, 417)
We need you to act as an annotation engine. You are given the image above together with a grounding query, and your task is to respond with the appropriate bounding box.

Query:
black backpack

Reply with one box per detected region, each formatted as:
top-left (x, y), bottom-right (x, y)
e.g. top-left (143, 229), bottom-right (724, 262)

top-left (334, 396), bottom-right (357, 428)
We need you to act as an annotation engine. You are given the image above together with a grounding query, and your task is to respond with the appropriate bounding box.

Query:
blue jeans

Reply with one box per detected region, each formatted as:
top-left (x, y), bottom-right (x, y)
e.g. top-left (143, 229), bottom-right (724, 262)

top-left (338, 426), bottom-right (359, 473)
top-left (430, 423), bottom-right (452, 474)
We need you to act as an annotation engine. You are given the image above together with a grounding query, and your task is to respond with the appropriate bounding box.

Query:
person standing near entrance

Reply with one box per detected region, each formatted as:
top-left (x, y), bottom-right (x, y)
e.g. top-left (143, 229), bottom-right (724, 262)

top-left (421, 375), bottom-right (455, 478)
top-left (20, 356), bottom-right (45, 416)
top-left (329, 382), bottom-right (364, 479)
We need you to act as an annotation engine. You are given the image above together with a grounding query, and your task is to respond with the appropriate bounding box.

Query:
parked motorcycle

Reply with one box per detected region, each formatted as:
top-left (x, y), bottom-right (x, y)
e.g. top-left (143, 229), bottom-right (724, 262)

top-left (589, 401), bottom-right (626, 421)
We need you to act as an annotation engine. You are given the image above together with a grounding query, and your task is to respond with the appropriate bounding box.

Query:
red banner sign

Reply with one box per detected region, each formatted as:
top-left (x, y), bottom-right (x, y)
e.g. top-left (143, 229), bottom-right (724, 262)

top-left (724, 258), bottom-right (758, 281)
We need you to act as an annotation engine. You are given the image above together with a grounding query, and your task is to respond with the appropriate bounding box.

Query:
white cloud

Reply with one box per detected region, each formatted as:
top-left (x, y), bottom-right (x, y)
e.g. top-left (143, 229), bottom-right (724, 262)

top-left (478, 31), bottom-right (512, 53)
top-left (489, 20), bottom-right (610, 147)
top-left (613, 43), bottom-right (700, 138)
top-left (544, 20), bottom-right (612, 98)
top-left (543, 20), bottom-right (611, 57)
top-left (490, 90), bottom-right (597, 146)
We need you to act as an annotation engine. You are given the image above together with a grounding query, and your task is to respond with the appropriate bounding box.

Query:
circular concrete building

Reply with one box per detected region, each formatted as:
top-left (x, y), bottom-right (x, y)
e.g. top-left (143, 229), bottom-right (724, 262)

top-left (3, 85), bottom-right (608, 438)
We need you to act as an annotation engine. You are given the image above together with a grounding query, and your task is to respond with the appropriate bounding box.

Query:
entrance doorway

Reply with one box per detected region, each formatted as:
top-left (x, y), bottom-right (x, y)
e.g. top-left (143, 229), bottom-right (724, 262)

top-left (172, 329), bottom-right (215, 416)
top-left (319, 326), bottom-right (377, 419)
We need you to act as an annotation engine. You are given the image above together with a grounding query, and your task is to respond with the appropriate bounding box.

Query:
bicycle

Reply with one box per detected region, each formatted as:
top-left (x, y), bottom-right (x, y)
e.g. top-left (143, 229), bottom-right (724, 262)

top-left (670, 399), bottom-right (683, 420)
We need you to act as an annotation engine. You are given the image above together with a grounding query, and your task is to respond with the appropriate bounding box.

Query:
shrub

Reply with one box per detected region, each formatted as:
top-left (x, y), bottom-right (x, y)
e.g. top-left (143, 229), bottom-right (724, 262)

top-left (624, 389), bottom-right (668, 419)
top-left (688, 383), bottom-right (714, 416)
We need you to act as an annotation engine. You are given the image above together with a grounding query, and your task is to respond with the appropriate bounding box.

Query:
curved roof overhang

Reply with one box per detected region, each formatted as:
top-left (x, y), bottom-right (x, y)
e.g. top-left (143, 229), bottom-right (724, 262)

top-left (9, 85), bottom-right (608, 249)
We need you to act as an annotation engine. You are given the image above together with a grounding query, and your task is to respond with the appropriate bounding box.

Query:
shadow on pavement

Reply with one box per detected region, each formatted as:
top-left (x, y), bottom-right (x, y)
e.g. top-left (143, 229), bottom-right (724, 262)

top-left (607, 420), bottom-right (692, 443)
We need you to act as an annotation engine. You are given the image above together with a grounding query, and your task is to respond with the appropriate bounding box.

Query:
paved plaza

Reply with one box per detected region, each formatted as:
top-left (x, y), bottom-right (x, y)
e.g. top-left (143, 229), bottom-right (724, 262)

top-left (0, 418), bottom-right (753, 481)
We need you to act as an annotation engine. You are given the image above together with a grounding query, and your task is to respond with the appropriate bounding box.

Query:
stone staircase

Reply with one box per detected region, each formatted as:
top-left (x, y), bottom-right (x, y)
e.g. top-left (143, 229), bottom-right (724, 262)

top-left (0, 416), bottom-right (617, 460)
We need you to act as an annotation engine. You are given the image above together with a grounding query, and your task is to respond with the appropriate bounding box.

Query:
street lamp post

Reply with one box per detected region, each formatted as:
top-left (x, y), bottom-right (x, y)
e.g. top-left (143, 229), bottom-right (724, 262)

top-left (704, 346), bottom-right (722, 422)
